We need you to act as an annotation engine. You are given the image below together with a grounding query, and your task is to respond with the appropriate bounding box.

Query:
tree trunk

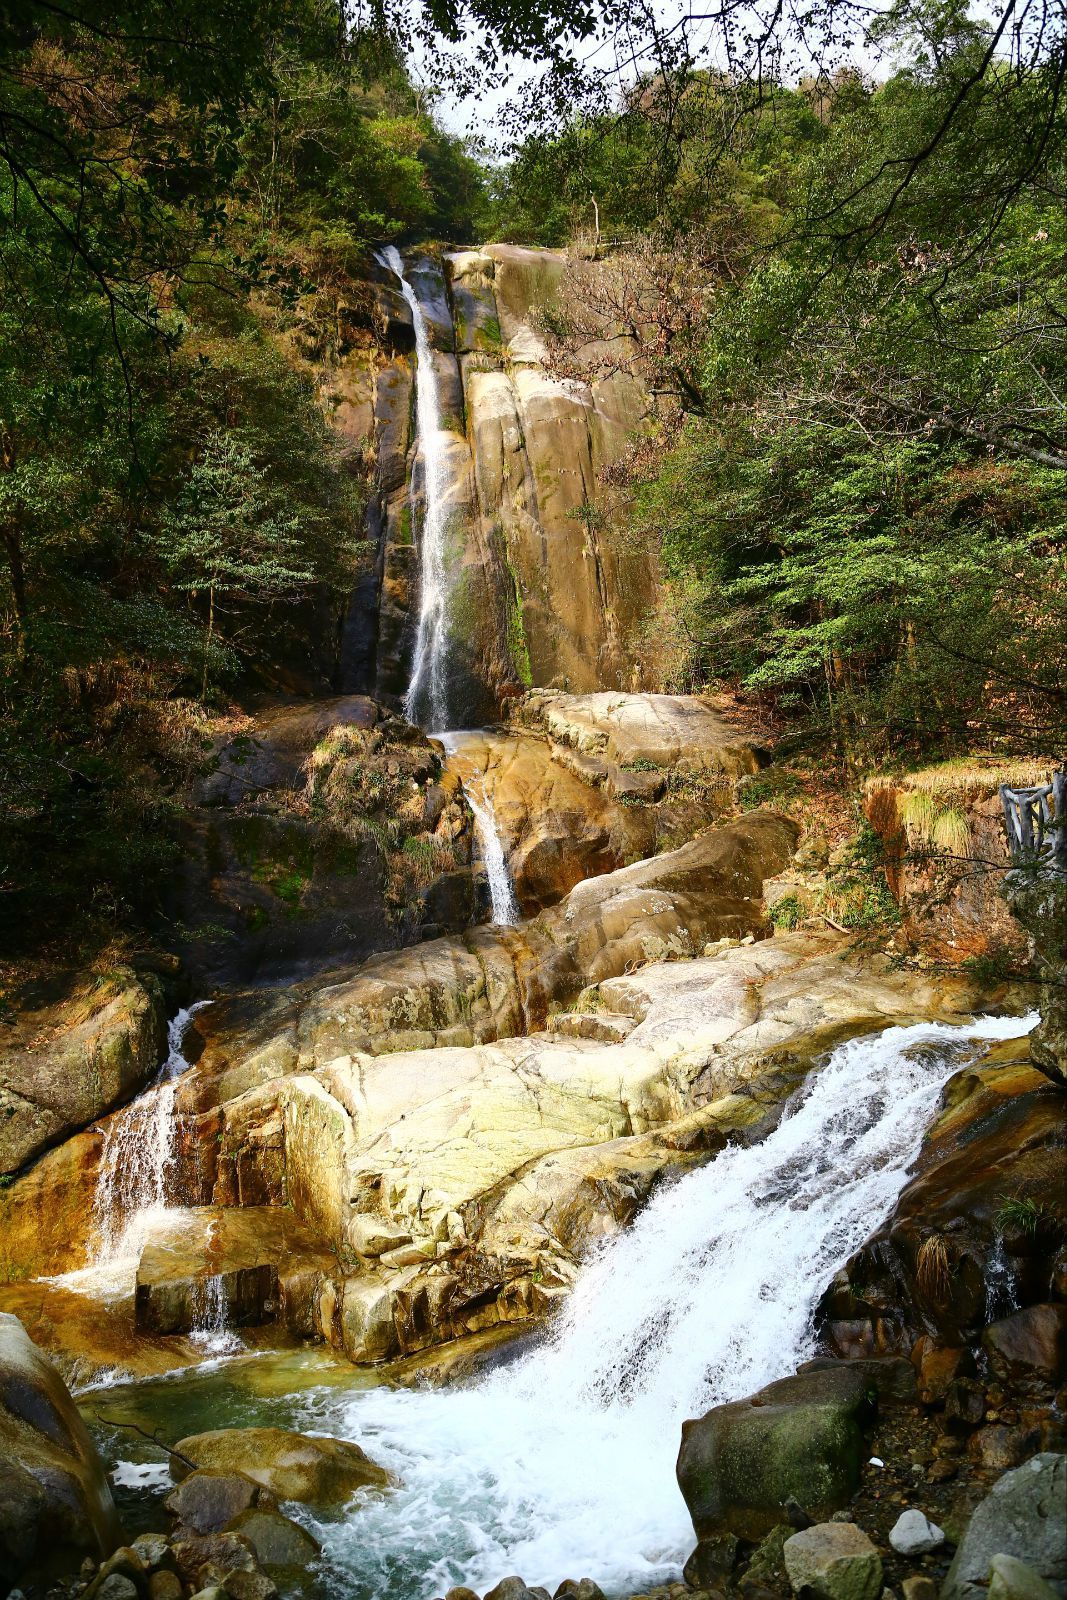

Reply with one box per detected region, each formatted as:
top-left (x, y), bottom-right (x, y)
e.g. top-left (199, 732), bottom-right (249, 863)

top-left (201, 584), bottom-right (215, 699)
top-left (2, 523), bottom-right (28, 666)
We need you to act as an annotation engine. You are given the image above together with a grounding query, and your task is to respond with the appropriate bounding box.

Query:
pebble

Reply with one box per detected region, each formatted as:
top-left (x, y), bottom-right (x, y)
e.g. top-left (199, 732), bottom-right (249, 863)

top-left (888, 1510), bottom-right (945, 1556)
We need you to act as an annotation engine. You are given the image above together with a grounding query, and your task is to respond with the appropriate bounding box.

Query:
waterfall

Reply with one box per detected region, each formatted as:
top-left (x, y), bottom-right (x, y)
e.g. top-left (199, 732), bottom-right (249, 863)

top-left (439, 732), bottom-right (520, 926)
top-left (90, 1002), bottom-right (208, 1270)
top-left (307, 1011), bottom-right (1034, 1600)
top-left (379, 245), bottom-right (453, 732)
top-left (190, 1268), bottom-right (241, 1356)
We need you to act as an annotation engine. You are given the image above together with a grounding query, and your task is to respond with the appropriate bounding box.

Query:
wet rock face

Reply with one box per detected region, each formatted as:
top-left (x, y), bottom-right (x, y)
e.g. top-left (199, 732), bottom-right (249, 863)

top-left (133, 1206), bottom-right (333, 1337)
top-left (444, 709), bottom-right (746, 916)
top-left (0, 1311), bottom-right (119, 1585)
top-left (818, 1040), bottom-right (1065, 1356)
top-left (676, 1366), bottom-right (874, 1545)
top-left (0, 1124), bottom-right (101, 1279)
top-left (0, 967), bottom-right (165, 1176)
top-left (336, 243), bottom-right (655, 717)
top-left (165, 917), bottom-right (992, 1367)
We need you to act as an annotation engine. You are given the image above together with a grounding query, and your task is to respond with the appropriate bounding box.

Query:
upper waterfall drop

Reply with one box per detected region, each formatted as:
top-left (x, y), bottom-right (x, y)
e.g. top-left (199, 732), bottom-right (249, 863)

top-left (378, 245), bottom-right (453, 732)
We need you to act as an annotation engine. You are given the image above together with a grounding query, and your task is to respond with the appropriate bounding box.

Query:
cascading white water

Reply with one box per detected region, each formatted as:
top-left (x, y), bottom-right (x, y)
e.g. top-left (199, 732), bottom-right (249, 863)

top-left (300, 1011), bottom-right (1033, 1600)
top-left (379, 245), bottom-right (453, 732)
top-left (190, 1269), bottom-right (241, 1356)
top-left (438, 732), bottom-right (520, 926)
top-left (464, 784), bottom-right (522, 927)
top-left (91, 1002), bottom-right (209, 1271)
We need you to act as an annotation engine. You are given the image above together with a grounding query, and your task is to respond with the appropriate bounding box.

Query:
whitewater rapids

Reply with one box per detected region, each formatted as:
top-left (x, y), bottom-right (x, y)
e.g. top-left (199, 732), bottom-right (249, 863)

top-left (295, 1010), bottom-right (1033, 1599)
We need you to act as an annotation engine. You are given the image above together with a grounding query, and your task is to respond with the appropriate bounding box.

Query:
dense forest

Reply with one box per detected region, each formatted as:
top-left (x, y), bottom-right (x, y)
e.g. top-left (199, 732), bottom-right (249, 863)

top-left (1, 0), bottom-right (1063, 963)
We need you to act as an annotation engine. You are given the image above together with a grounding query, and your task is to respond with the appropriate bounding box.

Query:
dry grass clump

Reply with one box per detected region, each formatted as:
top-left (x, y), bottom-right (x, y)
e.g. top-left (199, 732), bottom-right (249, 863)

top-left (916, 1231), bottom-right (953, 1305)
top-left (867, 756), bottom-right (1055, 860)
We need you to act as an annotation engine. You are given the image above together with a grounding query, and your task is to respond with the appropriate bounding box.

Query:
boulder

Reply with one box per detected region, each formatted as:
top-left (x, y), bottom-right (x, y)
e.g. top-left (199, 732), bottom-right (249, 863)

top-left (225, 1508), bottom-right (320, 1572)
top-left (0, 1311), bottom-right (119, 1584)
top-left (165, 1469), bottom-right (265, 1534)
top-left (783, 1523), bottom-right (882, 1600)
top-left (677, 1366), bottom-right (874, 1544)
top-left (171, 1427), bottom-right (390, 1502)
top-left (170, 1530), bottom-right (258, 1587)
top-left (149, 1574), bottom-right (185, 1600)
top-left (941, 1453), bottom-right (1067, 1600)
top-left (0, 967), bottom-right (165, 1175)
top-left (981, 1304), bottom-right (1067, 1390)
top-left (888, 1509), bottom-right (945, 1555)
top-left (215, 1573), bottom-right (279, 1600)
top-left (528, 690), bottom-right (764, 776)
top-left (988, 1555), bottom-right (1062, 1600)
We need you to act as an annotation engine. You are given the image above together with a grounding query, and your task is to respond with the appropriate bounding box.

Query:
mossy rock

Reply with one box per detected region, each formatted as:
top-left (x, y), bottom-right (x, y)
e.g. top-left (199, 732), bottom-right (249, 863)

top-left (677, 1366), bottom-right (874, 1542)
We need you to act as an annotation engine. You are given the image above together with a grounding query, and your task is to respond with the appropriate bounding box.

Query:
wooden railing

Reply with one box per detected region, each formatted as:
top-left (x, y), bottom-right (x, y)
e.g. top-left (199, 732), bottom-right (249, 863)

top-left (1000, 770), bottom-right (1067, 873)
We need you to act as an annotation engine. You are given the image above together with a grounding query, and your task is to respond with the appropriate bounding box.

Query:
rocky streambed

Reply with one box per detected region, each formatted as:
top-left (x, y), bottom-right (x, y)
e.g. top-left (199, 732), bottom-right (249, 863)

top-left (2, 693), bottom-right (1064, 1600)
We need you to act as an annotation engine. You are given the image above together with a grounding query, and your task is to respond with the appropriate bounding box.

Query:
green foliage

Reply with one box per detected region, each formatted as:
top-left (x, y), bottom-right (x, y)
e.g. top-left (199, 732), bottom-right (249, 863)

top-left (630, 4), bottom-right (1066, 759)
top-left (769, 894), bottom-right (805, 931)
top-left (0, 0), bottom-right (488, 957)
top-left (738, 771), bottom-right (802, 812)
top-left (489, 80), bottom-right (828, 248)
top-left (995, 1195), bottom-right (1051, 1238)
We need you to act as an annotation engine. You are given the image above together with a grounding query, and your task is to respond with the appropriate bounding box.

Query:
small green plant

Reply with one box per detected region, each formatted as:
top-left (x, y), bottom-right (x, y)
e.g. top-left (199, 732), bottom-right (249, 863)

top-left (995, 1194), bottom-right (1047, 1237)
top-left (738, 770), bottom-right (801, 811)
top-left (770, 893), bottom-right (806, 931)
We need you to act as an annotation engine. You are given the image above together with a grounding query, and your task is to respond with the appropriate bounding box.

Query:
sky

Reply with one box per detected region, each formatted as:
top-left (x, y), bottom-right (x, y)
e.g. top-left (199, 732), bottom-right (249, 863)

top-left (415, 0), bottom-right (891, 143)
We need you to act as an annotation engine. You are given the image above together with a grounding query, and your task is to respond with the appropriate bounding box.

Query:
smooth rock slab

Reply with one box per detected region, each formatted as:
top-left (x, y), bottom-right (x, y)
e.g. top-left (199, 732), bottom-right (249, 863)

top-left (783, 1523), bottom-right (882, 1600)
top-left (941, 1454), bottom-right (1067, 1600)
top-left (530, 691), bottom-right (763, 775)
top-left (888, 1509), bottom-right (944, 1556)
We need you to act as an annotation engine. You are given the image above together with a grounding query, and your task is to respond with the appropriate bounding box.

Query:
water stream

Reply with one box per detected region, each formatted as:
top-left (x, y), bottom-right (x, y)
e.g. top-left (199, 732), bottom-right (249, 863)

top-left (438, 732), bottom-right (520, 926)
top-left (276, 1010), bottom-right (1031, 1600)
top-left (379, 245), bottom-right (454, 732)
top-left (91, 1002), bottom-right (209, 1271)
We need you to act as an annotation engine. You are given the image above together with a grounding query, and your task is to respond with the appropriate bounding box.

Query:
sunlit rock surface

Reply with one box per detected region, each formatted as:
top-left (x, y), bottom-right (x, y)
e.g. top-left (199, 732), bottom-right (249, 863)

top-left (0, 968), bottom-right (165, 1177)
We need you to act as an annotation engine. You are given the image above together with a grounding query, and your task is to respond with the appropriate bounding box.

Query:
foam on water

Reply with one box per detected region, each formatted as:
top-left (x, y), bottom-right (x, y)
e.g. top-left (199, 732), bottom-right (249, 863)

top-left (300, 1010), bottom-right (1033, 1600)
